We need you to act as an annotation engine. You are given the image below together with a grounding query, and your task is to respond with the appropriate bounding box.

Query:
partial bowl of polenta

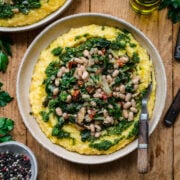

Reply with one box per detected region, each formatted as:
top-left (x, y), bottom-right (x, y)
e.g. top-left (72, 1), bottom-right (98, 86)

top-left (0, 0), bottom-right (72, 32)
top-left (16, 13), bottom-right (167, 164)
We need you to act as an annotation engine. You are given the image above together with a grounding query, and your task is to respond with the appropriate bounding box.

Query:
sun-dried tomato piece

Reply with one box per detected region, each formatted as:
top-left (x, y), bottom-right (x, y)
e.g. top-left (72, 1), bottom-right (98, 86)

top-left (101, 48), bottom-right (106, 55)
top-left (86, 86), bottom-right (95, 94)
top-left (77, 80), bottom-right (84, 87)
top-left (116, 59), bottom-right (124, 67)
top-left (102, 93), bottom-right (108, 100)
top-left (71, 89), bottom-right (80, 101)
top-left (68, 61), bottom-right (78, 69)
top-left (88, 109), bottom-right (96, 120)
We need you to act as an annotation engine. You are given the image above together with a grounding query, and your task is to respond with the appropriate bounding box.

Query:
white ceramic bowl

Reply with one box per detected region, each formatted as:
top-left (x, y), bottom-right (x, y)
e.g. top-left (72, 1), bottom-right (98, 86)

top-left (0, 0), bottom-right (72, 32)
top-left (16, 13), bottom-right (167, 164)
top-left (0, 141), bottom-right (38, 180)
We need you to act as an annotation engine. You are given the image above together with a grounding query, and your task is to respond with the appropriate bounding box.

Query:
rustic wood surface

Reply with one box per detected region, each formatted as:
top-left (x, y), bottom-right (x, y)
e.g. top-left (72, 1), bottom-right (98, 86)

top-left (0, 0), bottom-right (179, 179)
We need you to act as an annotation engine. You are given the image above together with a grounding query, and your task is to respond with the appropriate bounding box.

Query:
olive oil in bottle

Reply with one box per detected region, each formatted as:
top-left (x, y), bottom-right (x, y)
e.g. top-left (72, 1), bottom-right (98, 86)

top-left (129, 0), bottom-right (161, 14)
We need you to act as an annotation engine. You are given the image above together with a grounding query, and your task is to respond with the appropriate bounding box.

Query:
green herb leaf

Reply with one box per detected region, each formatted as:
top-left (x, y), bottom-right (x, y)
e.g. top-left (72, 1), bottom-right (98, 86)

top-left (0, 135), bottom-right (13, 142)
top-left (0, 36), bottom-right (13, 56)
top-left (0, 117), bottom-right (14, 142)
top-left (0, 51), bottom-right (9, 72)
top-left (159, 0), bottom-right (180, 23)
top-left (0, 82), bottom-right (13, 107)
top-left (0, 36), bottom-right (13, 72)
top-left (59, 91), bottom-right (68, 102)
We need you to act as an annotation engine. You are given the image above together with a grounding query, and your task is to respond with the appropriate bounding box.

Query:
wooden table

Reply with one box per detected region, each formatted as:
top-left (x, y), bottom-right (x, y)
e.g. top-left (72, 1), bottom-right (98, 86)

top-left (0, 0), bottom-right (180, 179)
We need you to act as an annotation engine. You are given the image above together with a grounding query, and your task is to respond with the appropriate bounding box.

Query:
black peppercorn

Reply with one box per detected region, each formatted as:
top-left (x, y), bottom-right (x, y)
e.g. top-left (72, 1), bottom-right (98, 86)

top-left (0, 151), bottom-right (32, 180)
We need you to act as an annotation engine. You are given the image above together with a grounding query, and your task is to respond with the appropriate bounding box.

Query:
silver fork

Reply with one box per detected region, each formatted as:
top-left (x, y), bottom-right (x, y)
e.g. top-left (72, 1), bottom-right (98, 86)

top-left (137, 83), bottom-right (152, 173)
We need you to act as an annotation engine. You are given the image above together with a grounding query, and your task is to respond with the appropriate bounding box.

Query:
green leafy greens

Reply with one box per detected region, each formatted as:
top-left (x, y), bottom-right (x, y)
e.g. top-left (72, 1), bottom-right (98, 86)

top-left (0, 82), bottom-right (13, 107)
top-left (0, 36), bottom-right (13, 72)
top-left (0, 0), bottom-right (41, 19)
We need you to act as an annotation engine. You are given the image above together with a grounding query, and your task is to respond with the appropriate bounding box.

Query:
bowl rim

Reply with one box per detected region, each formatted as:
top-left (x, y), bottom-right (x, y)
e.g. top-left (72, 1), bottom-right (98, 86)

top-left (0, 141), bottom-right (38, 179)
top-left (16, 12), bottom-right (167, 164)
top-left (0, 0), bottom-right (72, 32)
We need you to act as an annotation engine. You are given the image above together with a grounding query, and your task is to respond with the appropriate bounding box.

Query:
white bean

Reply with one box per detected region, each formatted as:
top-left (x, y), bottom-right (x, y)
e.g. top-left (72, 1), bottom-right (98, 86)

top-left (98, 50), bottom-right (103, 55)
top-left (104, 116), bottom-right (113, 124)
top-left (118, 93), bottom-right (125, 99)
top-left (82, 71), bottom-right (89, 80)
top-left (87, 109), bottom-right (92, 114)
top-left (55, 107), bottom-right (62, 116)
top-left (77, 68), bottom-right (83, 77)
top-left (93, 93), bottom-right (102, 98)
top-left (62, 113), bottom-right (69, 119)
top-left (103, 109), bottom-right (108, 117)
top-left (114, 63), bottom-right (119, 69)
top-left (74, 58), bottom-right (83, 64)
top-left (108, 104), bottom-right (113, 109)
top-left (128, 112), bottom-right (134, 121)
top-left (120, 84), bottom-right (126, 93)
top-left (85, 115), bottom-right (91, 122)
top-left (131, 99), bottom-right (136, 107)
top-left (95, 132), bottom-right (101, 138)
top-left (81, 57), bottom-right (88, 65)
top-left (55, 78), bottom-right (60, 86)
top-left (134, 84), bottom-right (139, 91)
top-left (109, 54), bottom-right (113, 59)
top-left (57, 70), bottom-right (62, 78)
top-left (77, 107), bottom-right (86, 124)
top-left (125, 93), bottom-right (132, 102)
top-left (130, 107), bottom-right (138, 113)
top-left (66, 95), bottom-right (72, 103)
top-left (12, 8), bottom-right (19, 13)
top-left (122, 110), bottom-right (129, 119)
top-left (96, 88), bottom-right (102, 93)
top-left (120, 56), bottom-right (129, 63)
top-left (95, 125), bottom-right (101, 132)
top-left (113, 92), bottom-right (117, 97)
top-left (82, 94), bottom-right (90, 99)
top-left (57, 67), bottom-right (66, 78)
top-left (123, 102), bottom-right (132, 109)
top-left (107, 75), bottom-right (113, 83)
top-left (132, 92), bottom-right (139, 97)
top-left (112, 70), bottom-right (119, 77)
top-left (90, 123), bottom-right (95, 132)
top-left (53, 88), bottom-right (59, 96)
top-left (90, 101), bottom-right (97, 107)
top-left (132, 76), bottom-right (140, 85)
top-left (90, 48), bottom-right (98, 55)
top-left (83, 50), bottom-right (90, 57)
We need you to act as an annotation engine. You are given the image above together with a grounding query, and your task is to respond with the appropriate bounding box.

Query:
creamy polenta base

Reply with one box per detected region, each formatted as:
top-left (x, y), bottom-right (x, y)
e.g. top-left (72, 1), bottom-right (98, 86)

top-left (29, 25), bottom-right (156, 155)
top-left (0, 0), bottom-right (66, 27)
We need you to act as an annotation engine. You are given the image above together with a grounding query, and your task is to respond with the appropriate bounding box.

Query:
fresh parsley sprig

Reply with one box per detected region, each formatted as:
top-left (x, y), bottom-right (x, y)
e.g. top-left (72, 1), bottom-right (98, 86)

top-left (0, 82), bottom-right (13, 107)
top-left (0, 117), bottom-right (14, 142)
top-left (0, 36), bottom-right (13, 72)
top-left (159, 0), bottom-right (180, 23)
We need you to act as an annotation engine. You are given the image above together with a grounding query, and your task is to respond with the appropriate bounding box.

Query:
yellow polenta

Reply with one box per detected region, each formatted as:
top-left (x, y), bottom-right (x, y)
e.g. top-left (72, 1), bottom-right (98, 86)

top-left (29, 25), bottom-right (156, 155)
top-left (0, 0), bottom-right (66, 27)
